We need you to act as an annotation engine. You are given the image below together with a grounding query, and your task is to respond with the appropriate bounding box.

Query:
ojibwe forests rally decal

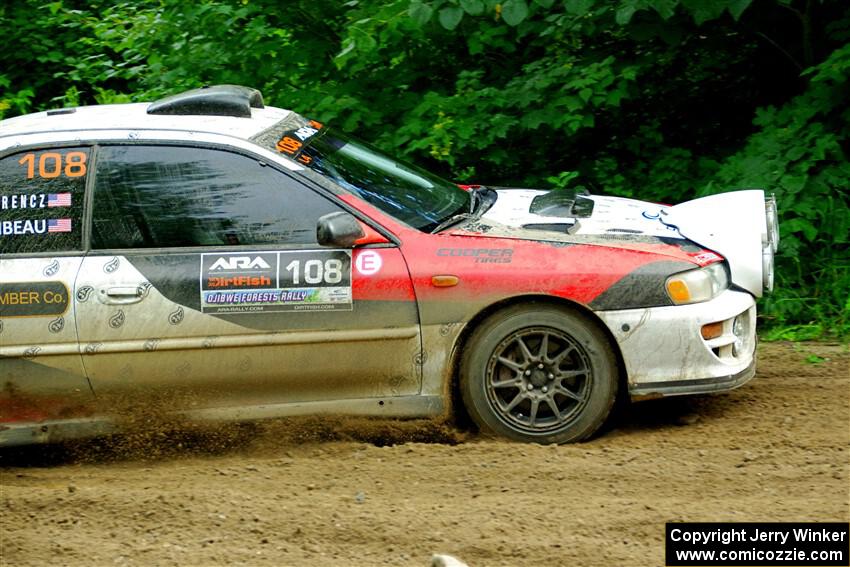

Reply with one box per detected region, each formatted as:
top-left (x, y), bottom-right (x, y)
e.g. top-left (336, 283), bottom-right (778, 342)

top-left (199, 250), bottom-right (352, 314)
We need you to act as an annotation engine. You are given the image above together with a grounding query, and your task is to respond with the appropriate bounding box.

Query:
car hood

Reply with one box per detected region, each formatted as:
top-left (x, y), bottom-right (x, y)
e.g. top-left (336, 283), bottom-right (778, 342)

top-left (479, 189), bottom-right (681, 239)
top-left (457, 188), bottom-right (776, 297)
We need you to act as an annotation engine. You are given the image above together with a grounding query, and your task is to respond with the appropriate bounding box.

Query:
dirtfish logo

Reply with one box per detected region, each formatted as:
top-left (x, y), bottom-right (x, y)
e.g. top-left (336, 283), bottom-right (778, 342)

top-left (210, 256), bottom-right (271, 271)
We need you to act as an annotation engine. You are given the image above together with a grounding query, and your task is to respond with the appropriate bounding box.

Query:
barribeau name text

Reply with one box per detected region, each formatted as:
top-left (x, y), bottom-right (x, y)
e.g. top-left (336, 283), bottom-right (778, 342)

top-left (670, 527), bottom-right (848, 546)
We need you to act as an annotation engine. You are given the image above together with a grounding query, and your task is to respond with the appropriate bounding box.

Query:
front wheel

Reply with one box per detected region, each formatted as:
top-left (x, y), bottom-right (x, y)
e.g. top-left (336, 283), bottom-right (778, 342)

top-left (460, 304), bottom-right (618, 444)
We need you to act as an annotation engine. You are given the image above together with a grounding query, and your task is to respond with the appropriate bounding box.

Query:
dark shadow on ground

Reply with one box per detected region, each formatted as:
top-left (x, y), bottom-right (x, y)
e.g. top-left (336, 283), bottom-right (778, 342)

top-left (0, 416), bottom-right (468, 468)
top-left (0, 393), bottom-right (740, 468)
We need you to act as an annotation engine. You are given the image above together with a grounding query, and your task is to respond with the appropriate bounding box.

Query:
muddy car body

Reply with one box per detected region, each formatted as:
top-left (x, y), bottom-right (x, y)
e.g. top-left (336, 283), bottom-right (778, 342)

top-left (0, 86), bottom-right (779, 446)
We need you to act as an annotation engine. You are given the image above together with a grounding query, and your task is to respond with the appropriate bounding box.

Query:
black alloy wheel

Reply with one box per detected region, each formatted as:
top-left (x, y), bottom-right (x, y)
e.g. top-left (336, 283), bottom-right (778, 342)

top-left (460, 304), bottom-right (618, 443)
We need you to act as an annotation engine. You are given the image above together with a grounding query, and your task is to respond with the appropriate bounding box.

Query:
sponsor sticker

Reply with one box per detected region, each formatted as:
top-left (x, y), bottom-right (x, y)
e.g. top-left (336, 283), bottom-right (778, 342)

top-left (0, 281), bottom-right (69, 318)
top-left (47, 193), bottom-right (72, 207)
top-left (693, 251), bottom-right (722, 266)
top-left (200, 250), bottom-right (352, 314)
top-left (275, 119), bottom-right (324, 166)
top-left (0, 193), bottom-right (71, 210)
top-left (0, 219), bottom-right (48, 236)
top-left (48, 218), bottom-right (72, 233)
top-left (355, 250), bottom-right (383, 276)
top-left (0, 218), bottom-right (72, 236)
top-left (437, 248), bottom-right (513, 264)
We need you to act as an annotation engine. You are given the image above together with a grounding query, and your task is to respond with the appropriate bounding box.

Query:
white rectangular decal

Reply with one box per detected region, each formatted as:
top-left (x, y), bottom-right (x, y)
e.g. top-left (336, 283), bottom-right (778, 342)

top-left (199, 250), bottom-right (352, 314)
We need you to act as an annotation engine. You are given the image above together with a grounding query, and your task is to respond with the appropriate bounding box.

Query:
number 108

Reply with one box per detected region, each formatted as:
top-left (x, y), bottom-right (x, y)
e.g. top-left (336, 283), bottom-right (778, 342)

top-left (284, 259), bottom-right (344, 285)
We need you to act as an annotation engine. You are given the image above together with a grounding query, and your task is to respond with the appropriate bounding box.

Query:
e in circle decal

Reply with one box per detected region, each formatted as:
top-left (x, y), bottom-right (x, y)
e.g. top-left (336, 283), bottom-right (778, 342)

top-left (355, 250), bottom-right (383, 276)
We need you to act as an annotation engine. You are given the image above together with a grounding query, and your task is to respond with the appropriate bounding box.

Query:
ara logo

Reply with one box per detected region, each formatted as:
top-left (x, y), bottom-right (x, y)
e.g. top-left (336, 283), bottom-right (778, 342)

top-left (209, 256), bottom-right (272, 271)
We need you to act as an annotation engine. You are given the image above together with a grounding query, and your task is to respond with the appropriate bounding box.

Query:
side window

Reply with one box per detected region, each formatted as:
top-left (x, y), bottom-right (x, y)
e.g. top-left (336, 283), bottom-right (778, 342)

top-left (91, 145), bottom-right (343, 249)
top-left (0, 147), bottom-right (88, 254)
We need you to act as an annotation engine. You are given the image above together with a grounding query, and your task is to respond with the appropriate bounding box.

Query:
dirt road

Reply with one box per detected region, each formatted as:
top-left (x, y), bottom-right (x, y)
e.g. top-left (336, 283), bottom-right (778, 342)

top-left (1, 342), bottom-right (848, 566)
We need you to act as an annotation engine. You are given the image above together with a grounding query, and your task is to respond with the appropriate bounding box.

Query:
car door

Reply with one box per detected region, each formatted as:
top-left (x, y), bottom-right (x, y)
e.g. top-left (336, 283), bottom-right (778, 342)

top-left (0, 145), bottom-right (94, 424)
top-left (75, 143), bottom-right (421, 412)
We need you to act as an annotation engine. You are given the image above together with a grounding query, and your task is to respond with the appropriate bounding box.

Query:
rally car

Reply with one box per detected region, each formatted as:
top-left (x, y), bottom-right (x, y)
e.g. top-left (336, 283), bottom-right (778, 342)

top-left (0, 85), bottom-right (778, 446)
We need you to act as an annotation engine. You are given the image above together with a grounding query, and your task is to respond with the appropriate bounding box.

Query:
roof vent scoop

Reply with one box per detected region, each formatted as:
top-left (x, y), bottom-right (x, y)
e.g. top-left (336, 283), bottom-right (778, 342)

top-left (146, 85), bottom-right (264, 118)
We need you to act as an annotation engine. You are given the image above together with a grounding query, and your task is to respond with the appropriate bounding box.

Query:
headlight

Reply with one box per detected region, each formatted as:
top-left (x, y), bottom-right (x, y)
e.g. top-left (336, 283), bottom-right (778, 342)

top-left (765, 194), bottom-right (779, 253)
top-left (666, 262), bottom-right (729, 305)
top-left (762, 243), bottom-right (775, 292)
top-left (762, 194), bottom-right (778, 294)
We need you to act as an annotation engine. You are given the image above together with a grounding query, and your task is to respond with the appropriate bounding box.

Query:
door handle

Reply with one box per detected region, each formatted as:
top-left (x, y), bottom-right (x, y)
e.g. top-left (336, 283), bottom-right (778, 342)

top-left (99, 285), bottom-right (146, 304)
top-left (106, 286), bottom-right (142, 297)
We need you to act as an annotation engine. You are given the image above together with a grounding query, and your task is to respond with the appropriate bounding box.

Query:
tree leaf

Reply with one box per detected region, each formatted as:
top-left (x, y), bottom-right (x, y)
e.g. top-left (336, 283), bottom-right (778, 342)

top-left (615, 5), bottom-right (636, 25)
top-left (409, 1), bottom-right (434, 26)
top-left (564, 0), bottom-right (594, 17)
top-left (783, 218), bottom-right (818, 242)
top-left (533, 0), bottom-right (555, 7)
top-left (785, 145), bottom-right (807, 162)
top-left (727, 0), bottom-right (752, 21)
top-left (501, 0), bottom-right (529, 26)
top-left (651, 0), bottom-right (679, 20)
top-left (681, 0), bottom-right (726, 25)
top-left (335, 38), bottom-right (356, 61)
top-left (780, 174), bottom-right (808, 194)
top-left (439, 5), bottom-right (464, 29)
top-left (563, 96), bottom-right (583, 111)
top-left (353, 27), bottom-right (377, 51)
top-left (460, 0), bottom-right (485, 15)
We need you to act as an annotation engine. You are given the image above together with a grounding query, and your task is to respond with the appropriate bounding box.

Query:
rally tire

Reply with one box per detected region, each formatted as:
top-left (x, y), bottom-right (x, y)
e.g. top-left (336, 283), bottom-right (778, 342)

top-left (460, 304), bottom-right (618, 444)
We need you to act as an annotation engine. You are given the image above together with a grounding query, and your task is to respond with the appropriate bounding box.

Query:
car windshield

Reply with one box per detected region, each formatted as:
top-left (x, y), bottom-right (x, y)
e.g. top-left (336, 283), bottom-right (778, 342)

top-left (261, 121), bottom-right (470, 232)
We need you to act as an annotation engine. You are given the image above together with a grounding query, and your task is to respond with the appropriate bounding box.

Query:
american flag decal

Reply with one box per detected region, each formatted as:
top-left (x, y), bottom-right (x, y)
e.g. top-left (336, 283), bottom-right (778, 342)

top-left (47, 193), bottom-right (72, 207)
top-left (48, 219), bottom-right (72, 233)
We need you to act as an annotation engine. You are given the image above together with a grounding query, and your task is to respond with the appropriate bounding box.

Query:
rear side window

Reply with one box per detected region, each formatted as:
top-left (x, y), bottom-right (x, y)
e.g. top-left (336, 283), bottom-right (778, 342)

top-left (91, 145), bottom-right (343, 249)
top-left (0, 147), bottom-right (88, 254)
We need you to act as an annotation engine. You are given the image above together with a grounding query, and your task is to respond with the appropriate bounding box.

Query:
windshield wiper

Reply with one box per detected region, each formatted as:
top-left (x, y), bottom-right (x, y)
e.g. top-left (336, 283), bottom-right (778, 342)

top-left (468, 187), bottom-right (479, 214)
top-left (430, 212), bottom-right (476, 234)
top-left (430, 187), bottom-right (488, 234)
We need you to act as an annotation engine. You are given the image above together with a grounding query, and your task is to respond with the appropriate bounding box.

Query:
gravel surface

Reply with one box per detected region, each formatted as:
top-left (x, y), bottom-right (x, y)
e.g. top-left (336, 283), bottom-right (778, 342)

top-left (1, 342), bottom-right (848, 566)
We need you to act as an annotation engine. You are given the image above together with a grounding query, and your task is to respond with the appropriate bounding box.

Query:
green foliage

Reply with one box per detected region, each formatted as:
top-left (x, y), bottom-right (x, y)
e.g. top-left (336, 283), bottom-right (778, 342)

top-left (1, 0), bottom-right (847, 338)
top-left (706, 43), bottom-right (850, 339)
top-left (547, 171), bottom-right (581, 190)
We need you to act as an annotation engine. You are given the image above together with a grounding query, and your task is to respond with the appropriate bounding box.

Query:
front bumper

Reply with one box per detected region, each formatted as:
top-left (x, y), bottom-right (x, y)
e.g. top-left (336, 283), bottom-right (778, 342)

top-left (596, 289), bottom-right (757, 399)
top-left (627, 356), bottom-right (755, 398)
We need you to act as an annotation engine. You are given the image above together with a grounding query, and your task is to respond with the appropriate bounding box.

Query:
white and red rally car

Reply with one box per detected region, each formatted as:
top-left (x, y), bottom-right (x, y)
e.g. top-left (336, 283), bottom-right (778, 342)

top-left (0, 86), bottom-right (778, 445)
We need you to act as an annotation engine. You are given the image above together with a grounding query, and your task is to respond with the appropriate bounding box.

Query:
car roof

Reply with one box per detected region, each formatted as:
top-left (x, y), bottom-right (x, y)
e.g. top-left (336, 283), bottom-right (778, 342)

top-left (0, 102), bottom-right (294, 144)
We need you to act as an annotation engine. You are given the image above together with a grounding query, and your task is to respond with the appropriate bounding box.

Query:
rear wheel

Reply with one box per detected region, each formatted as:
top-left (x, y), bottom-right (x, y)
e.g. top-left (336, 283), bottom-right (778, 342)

top-left (460, 304), bottom-right (618, 443)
